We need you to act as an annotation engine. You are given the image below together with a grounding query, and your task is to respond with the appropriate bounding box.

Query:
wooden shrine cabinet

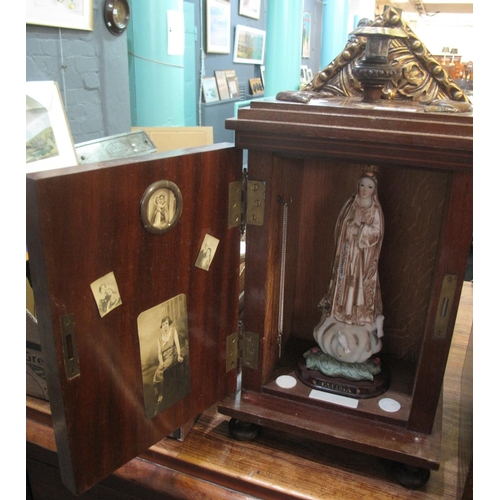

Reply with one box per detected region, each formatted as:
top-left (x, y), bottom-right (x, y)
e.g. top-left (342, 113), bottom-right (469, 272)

top-left (26, 98), bottom-right (472, 496)
top-left (218, 97), bottom-right (473, 484)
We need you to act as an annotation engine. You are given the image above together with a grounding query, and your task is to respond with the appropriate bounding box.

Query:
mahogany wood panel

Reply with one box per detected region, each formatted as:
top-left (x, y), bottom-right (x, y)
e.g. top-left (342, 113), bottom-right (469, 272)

top-left (227, 99), bottom-right (472, 171)
top-left (226, 98), bottom-right (472, 440)
top-left (26, 145), bottom-right (241, 494)
top-left (26, 281), bottom-right (473, 499)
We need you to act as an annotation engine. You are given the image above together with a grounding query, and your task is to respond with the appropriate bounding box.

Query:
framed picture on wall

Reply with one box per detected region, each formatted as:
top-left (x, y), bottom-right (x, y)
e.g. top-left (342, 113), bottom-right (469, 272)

top-left (26, 0), bottom-right (93, 31)
top-left (239, 0), bottom-right (261, 20)
top-left (233, 25), bottom-right (266, 65)
top-left (302, 12), bottom-right (311, 58)
top-left (201, 77), bottom-right (220, 103)
top-left (206, 0), bottom-right (231, 54)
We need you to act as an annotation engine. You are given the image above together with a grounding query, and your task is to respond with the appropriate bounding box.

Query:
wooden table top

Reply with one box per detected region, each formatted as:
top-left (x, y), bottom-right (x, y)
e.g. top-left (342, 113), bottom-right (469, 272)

top-left (27, 282), bottom-right (472, 500)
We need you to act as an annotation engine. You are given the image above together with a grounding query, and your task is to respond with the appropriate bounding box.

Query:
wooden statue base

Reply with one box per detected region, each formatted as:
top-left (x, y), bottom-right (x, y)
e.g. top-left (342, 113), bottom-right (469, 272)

top-left (295, 358), bottom-right (390, 399)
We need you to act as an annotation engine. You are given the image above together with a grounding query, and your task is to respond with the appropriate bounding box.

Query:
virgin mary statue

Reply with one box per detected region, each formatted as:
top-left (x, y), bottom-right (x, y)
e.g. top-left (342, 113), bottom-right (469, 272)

top-left (313, 167), bottom-right (385, 364)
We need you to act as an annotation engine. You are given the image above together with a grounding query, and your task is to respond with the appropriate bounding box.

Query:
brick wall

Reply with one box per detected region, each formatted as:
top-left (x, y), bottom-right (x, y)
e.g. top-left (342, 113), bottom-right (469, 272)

top-left (26, 0), bottom-right (131, 144)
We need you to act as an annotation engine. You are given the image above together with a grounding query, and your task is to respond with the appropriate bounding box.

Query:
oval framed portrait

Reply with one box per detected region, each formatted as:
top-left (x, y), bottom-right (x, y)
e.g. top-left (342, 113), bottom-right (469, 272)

top-left (140, 180), bottom-right (183, 234)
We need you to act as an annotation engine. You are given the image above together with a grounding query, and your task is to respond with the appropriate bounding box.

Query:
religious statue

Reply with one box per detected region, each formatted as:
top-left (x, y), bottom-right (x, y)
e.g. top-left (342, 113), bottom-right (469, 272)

top-left (305, 167), bottom-right (385, 380)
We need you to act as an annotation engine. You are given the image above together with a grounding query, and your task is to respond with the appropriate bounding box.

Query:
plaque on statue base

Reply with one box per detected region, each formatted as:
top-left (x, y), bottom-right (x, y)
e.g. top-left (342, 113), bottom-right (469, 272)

top-left (295, 356), bottom-right (390, 399)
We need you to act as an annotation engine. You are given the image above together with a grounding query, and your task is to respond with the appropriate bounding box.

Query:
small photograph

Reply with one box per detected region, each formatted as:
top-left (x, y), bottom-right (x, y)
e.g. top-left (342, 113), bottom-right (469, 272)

top-left (201, 76), bottom-right (220, 103)
top-left (90, 271), bottom-right (122, 318)
top-left (195, 234), bottom-right (220, 271)
top-left (140, 180), bottom-right (183, 235)
top-left (137, 295), bottom-right (190, 419)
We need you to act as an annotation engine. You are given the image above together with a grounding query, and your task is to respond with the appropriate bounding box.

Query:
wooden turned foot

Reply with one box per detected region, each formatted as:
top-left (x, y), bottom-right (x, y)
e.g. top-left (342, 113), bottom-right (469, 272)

top-left (389, 461), bottom-right (431, 489)
top-left (228, 418), bottom-right (261, 441)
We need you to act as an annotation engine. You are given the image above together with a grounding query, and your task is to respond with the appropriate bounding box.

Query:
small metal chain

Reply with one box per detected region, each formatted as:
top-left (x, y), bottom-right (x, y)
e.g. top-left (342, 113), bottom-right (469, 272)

top-left (277, 196), bottom-right (291, 358)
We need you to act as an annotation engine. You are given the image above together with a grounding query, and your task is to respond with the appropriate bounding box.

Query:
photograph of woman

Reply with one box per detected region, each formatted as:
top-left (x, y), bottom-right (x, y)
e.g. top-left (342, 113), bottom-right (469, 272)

top-left (137, 295), bottom-right (190, 418)
top-left (153, 316), bottom-right (184, 407)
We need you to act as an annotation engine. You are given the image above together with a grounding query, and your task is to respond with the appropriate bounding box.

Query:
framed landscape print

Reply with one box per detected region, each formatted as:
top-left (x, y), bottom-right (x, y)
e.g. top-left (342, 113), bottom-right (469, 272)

top-left (239, 0), bottom-right (261, 20)
top-left (206, 0), bottom-right (231, 54)
top-left (26, 81), bottom-right (79, 173)
top-left (201, 76), bottom-right (220, 103)
top-left (233, 25), bottom-right (266, 65)
top-left (26, 0), bottom-right (93, 31)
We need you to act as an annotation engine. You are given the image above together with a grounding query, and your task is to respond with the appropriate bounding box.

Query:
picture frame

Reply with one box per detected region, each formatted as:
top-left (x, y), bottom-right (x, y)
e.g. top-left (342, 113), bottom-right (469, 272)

top-left (249, 78), bottom-right (264, 95)
top-left (201, 76), bottom-right (220, 103)
top-left (239, 0), bottom-right (261, 20)
top-left (26, 81), bottom-right (79, 173)
top-left (233, 25), bottom-right (266, 65)
top-left (302, 12), bottom-right (311, 58)
top-left (225, 70), bottom-right (240, 99)
top-left (307, 68), bottom-right (314, 82)
top-left (26, 0), bottom-right (94, 31)
top-left (260, 65), bottom-right (266, 89)
top-left (300, 65), bottom-right (308, 83)
top-left (206, 0), bottom-right (231, 54)
top-left (214, 70), bottom-right (231, 100)
top-left (140, 180), bottom-right (183, 235)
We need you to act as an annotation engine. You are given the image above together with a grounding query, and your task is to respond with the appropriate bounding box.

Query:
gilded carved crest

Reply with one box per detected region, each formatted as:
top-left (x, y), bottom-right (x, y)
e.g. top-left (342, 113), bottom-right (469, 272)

top-left (278, 7), bottom-right (470, 106)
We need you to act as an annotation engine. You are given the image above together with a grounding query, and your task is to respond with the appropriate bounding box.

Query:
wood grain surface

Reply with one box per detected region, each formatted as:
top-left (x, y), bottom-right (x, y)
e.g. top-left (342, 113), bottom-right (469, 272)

top-left (27, 282), bottom-right (473, 500)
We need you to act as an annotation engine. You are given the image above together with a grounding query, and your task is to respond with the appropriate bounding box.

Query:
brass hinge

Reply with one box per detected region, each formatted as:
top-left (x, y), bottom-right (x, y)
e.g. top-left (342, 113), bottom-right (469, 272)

top-left (433, 274), bottom-right (458, 339)
top-left (226, 329), bottom-right (259, 372)
top-left (228, 178), bottom-right (265, 229)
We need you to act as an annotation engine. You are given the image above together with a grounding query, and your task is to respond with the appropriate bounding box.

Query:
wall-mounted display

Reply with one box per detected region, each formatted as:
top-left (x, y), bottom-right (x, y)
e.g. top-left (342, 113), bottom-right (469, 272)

top-left (239, 0), bottom-right (261, 20)
top-left (26, 0), bottom-right (93, 31)
top-left (26, 81), bottom-right (78, 173)
top-left (201, 76), bottom-right (220, 103)
top-left (206, 0), bottom-right (231, 54)
top-left (140, 180), bottom-right (183, 235)
top-left (233, 25), bottom-right (266, 65)
top-left (215, 70), bottom-right (231, 100)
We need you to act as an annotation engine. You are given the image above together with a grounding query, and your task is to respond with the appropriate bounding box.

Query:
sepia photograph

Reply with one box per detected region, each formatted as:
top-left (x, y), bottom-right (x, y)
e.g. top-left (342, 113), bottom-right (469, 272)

top-left (195, 234), bottom-right (220, 271)
top-left (90, 271), bottom-right (122, 318)
top-left (140, 180), bottom-right (183, 234)
top-left (137, 295), bottom-right (191, 419)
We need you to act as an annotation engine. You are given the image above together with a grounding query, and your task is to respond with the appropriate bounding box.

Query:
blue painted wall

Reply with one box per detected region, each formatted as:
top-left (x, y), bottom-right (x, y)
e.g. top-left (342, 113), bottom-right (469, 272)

top-left (26, 0), bottom-right (131, 144)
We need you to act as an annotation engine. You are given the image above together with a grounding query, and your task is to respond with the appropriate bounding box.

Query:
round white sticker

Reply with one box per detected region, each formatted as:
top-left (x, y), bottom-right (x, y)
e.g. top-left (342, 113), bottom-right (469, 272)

top-left (378, 397), bottom-right (401, 413)
top-left (276, 375), bottom-right (297, 389)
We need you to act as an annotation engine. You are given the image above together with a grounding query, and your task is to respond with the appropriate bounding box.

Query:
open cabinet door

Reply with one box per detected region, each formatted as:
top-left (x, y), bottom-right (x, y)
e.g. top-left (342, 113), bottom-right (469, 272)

top-left (26, 143), bottom-right (241, 495)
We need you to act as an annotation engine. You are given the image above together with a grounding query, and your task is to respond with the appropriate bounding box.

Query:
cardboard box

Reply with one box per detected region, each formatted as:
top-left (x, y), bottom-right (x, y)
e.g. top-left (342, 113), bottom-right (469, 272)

top-left (131, 126), bottom-right (213, 153)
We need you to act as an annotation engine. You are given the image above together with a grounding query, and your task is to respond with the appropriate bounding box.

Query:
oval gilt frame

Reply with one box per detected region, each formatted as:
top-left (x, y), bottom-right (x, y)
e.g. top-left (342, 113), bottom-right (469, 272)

top-left (140, 180), bottom-right (183, 235)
